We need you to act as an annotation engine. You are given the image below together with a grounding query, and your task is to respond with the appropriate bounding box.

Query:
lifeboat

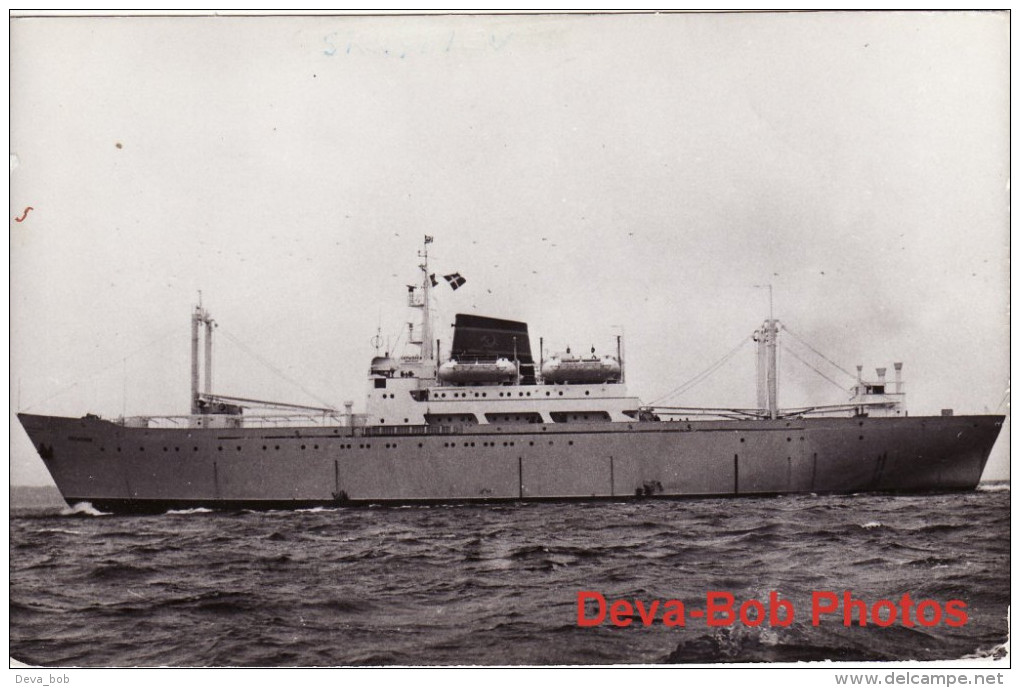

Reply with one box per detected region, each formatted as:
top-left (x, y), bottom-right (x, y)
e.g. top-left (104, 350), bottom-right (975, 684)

top-left (437, 358), bottom-right (518, 384)
top-left (541, 354), bottom-right (622, 384)
top-left (370, 356), bottom-right (399, 377)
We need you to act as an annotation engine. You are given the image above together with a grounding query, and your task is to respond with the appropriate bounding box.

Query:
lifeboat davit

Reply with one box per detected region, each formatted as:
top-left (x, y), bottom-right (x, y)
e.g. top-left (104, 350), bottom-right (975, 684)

top-left (541, 354), bottom-right (621, 384)
top-left (438, 358), bottom-right (518, 384)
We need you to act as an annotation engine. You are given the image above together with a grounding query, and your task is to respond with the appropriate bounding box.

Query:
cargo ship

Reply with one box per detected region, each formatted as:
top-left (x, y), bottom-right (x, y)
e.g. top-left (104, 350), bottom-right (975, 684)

top-left (17, 238), bottom-right (1004, 513)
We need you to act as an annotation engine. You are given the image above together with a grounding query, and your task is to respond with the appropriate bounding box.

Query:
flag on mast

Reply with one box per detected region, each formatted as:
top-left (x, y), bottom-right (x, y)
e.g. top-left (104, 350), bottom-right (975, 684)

top-left (444, 273), bottom-right (466, 290)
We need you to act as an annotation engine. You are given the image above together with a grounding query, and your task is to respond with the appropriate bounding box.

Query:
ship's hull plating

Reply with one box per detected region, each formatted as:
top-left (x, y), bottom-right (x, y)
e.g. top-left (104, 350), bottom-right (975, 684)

top-left (18, 413), bottom-right (1004, 514)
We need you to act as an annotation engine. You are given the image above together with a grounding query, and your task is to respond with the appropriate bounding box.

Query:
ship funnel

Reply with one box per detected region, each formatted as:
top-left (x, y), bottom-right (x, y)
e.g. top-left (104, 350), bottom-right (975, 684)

top-left (894, 362), bottom-right (903, 394)
top-left (856, 365), bottom-right (863, 384)
top-left (876, 367), bottom-right (887, 385)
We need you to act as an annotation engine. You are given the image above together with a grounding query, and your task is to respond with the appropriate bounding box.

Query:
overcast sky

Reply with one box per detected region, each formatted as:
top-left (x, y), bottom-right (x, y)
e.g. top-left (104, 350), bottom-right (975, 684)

top-left (10, 12), bottom-right (1009, 485)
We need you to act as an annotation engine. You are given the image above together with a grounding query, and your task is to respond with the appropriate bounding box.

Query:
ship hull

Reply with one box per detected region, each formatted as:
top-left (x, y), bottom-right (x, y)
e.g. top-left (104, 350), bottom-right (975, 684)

top-left (18, 413), bottom-right (1004, 514)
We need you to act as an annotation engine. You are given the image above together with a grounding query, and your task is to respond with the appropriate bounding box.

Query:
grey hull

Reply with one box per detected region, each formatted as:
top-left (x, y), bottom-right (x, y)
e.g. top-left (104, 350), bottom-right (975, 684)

top-left (18, 412), bottom-right (1004, 514)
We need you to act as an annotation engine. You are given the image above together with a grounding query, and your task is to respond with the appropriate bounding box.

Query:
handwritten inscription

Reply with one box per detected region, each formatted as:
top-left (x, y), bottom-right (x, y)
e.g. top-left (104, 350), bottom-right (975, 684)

top-left (14, 206), bottom-right (33, 223)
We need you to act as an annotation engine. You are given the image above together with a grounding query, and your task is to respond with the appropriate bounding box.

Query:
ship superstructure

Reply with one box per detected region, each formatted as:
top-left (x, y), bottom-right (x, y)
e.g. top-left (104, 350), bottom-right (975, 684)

top-left (17, 237), bottom-right (1004, 513)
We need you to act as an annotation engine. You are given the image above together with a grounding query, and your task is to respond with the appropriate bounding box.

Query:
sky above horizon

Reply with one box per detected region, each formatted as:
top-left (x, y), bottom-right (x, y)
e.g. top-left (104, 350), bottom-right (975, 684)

top-left (10, 12), bottom-right (1009, 485)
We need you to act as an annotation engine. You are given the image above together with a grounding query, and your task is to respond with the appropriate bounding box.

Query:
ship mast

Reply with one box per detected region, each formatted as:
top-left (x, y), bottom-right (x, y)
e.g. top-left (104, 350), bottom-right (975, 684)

top-left (753, 285), bottom-right (779, 420)
top-left (765, 318), bottom-right (778, 419)
top-left (419, 236), bottom-right (433, 361)
top-left (191, 295), bottom-right (215, 414)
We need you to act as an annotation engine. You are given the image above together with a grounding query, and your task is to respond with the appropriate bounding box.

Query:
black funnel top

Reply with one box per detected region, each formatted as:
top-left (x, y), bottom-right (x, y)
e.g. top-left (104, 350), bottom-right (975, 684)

top-left (450, 314), bottom-right (535, 384)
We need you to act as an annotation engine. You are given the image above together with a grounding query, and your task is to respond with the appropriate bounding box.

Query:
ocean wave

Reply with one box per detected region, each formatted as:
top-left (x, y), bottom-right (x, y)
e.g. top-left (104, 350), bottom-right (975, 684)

top-left (165, 507), bottom-right (214, 515)
top-left (977, 483), bottom-right (1010, 492)
top-left (60, 501), bottom-right (110, 517)
top-left (88, 561), bottom-right (158, 581)
top-left (961, 642), bottom-right (1010, 660)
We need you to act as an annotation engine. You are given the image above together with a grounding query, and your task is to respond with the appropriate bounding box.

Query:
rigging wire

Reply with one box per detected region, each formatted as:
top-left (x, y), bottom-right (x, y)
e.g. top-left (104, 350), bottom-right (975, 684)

top-left (21, 325), bottom-right (184, 412)
top-left (389, 323), bottom-right (406, 357)
top-left (218, 327), bottom-right (335, 410)
top-left (780, 323), bottom-right (858, 381)
top-left (780, 343), bottom-right (850, 393)
top-left (649, 335), bottom-right (752, 406)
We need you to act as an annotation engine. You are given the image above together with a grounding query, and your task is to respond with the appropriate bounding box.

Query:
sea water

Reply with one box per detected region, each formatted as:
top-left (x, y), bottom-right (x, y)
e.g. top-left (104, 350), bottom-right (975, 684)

top-left (9, 487), bottom-right (1009, 666)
